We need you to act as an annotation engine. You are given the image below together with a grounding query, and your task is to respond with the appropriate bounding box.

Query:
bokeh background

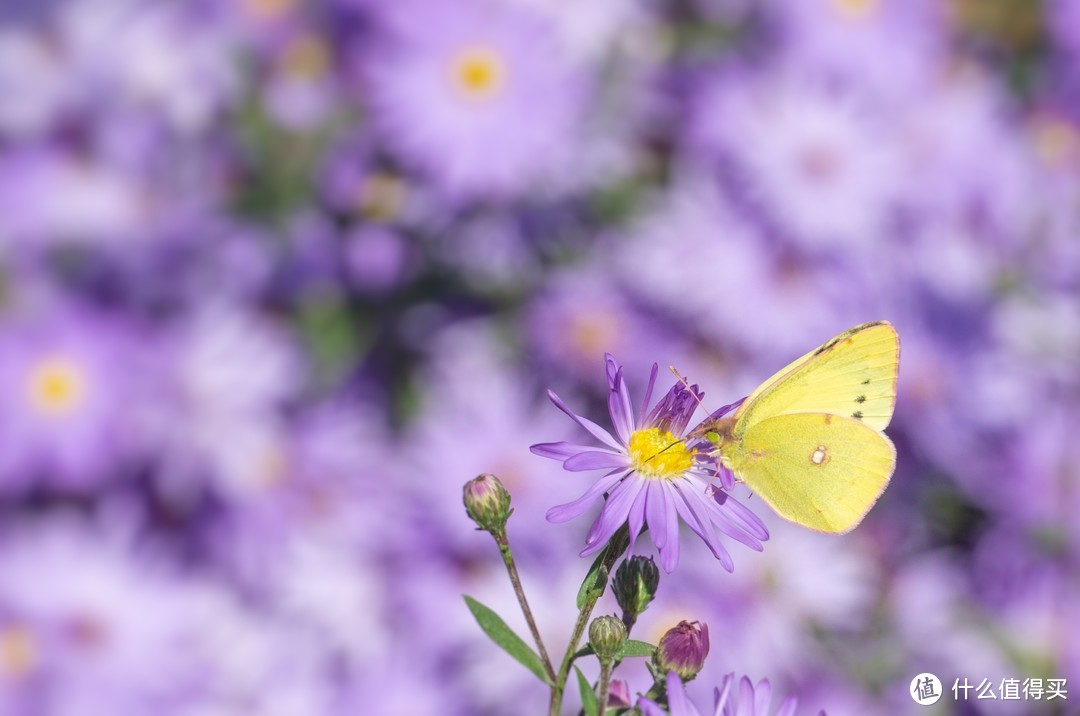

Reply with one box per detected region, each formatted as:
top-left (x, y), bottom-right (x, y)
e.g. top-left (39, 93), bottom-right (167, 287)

top-left (1, 0), bottom-right (1078, 714)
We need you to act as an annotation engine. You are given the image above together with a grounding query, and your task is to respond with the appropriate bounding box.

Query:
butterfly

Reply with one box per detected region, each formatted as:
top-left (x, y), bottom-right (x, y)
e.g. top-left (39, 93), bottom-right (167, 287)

top-left (690, 321), bottom-right (899, 534)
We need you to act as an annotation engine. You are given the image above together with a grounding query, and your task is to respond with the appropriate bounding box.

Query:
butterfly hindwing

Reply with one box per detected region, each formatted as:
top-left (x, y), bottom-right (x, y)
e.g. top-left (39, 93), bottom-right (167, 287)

top-left (732, 322), bottom-right (899, 436)
top-left (726, 412), bottom-right (896, 534)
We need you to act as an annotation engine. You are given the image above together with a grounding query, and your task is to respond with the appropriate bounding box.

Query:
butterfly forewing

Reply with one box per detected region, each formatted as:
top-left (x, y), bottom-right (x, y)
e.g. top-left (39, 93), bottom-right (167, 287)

top-left (728, 412), bottom-right (896, 534)
top-left (732, 322), bottom-right (899, 436)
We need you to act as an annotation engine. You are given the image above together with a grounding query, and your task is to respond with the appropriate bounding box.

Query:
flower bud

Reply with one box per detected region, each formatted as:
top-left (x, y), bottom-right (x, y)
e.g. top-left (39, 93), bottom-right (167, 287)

top-left (462, 474), bottom-right (512, 533)
top-left (608, 679), bottom-right (632, 708)
top-left (588, 614), bottom-right (627, 664)
top-left (613, 556), bottom-right (659, 624)
top-left (653, 620), bottom-right (709, 681)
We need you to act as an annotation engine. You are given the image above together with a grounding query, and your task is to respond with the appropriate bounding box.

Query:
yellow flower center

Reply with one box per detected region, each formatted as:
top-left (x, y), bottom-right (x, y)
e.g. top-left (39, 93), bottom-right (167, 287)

top-left (568, 312), bottom-right (619, 362)
top-left (243, 0), bottom-right (295, 21)
top-left (829, 0), bottom-right (878, 20)
top-left (357, 172), bottom-right (407, 220)
top-left (0, 625), bottom-right (37, 678)
top-left (27, 356), bottom-right (86, 416)
top-left (451, 46), bottom-right (506, 99)
top-left (628, 427), bottom-right (694, 480)
top-left (282, 34), bottom-right (331, 79)
top-left (1033, 117), bottom-right (1079, 167)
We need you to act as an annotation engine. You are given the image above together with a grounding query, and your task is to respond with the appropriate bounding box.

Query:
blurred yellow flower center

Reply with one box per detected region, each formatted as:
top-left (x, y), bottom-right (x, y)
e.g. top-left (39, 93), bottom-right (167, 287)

top-left (0, 625), bottom-right (37, 678)
top-left (628, 427), bottom-right (694, 479)
top-left (830, 0), bottom-right (878, 20)
top-left (357, 172), bottom-right (407, 220)
top-left (451, 46), bottom-right (506, 99)
top-left (243, 0), bottom-right (295, 21)
top-left (568, 312), bottom-right (618, 361)
top-left (1033, 118), bottom-right (1078, 167)
top-left (27, 357), bottom-right (86, 416)
top-left (283, 34), bottom-right (330, 78)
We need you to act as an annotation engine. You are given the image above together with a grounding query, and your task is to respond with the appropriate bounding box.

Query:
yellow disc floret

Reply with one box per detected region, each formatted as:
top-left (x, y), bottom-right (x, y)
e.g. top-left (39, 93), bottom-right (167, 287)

top-left (0, 624), bottom-right (37, 678)
top-left (628, 427), bottom-right (694, 480)
top-left (451, 46), bottom-right (506, 100)
top-left (27, 356), bottom-right (86, 417)
top-left (829, 0), bottom-right (878, 20)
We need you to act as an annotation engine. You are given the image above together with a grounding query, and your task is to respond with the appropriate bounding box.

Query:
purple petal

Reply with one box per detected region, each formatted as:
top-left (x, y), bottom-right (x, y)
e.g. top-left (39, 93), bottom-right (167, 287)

top-left (637, 698), bottom-right (666, 716)
top-left (604, 356), bottom-right (635, 442)
top-left (626, 481), bottom-right (648, 553)
top-left (666, 671), bottom-right (703, 716)
top-left (547, 389), bottom-right (623, 450)
top-left (582, 476), bottom-right (645, 556)
top-left (713, 674), bottom-right (736, 716)
top-left (753, 678), bottom-right (773, 715)
top-left (607, 364), bottom-right (634, 445)
top-left (713, 488), bottom-right (770, 542)
top-left (701, 397), bottom-right (745, 423)
top-left (776, 696), bottom-right (799, 716)
top-left (638, 363), bottom-right (659, 428)
top-left (563, 450), bottom-right (630, 472)
top-left (719, 465), bottom-right (736, 492)
top-left (546, 469), bottom-right (628, 523)
top-left (645, 480), bottom-right (668, 550)
top-left (605, 352), bottom-right (619, 388)
top-left (658, 484), bottom-right (681, 572)
top-left (671, 483), bottom-right (734, 572)
top-left (530, 441), bottom-right (608, 460)
top-left (702, 494), bottom-right (766, 552)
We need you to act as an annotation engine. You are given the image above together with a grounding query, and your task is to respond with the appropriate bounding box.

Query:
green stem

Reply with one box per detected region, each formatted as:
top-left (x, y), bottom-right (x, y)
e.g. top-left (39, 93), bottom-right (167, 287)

top-left (548, 526), bottom-right (630, 716)
top-left (496, 530), bottom-right (557, 683)
top-left (596, 661), bottom-right (614, 714)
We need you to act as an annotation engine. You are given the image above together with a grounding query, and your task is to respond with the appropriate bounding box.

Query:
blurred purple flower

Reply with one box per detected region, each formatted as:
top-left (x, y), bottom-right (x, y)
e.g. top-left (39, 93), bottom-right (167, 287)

top-left (640, 671), bottom-right (821, 716)
top-left (531, 354), bottom-right (767, 573)
top-left (0, 148), bottom-right (148, 251)
top-left (526, 264), bottom-right (691, 385)
top-left (365, 0), bottom-right (586, 200)
top-left (0, 304), bottom-right (149, 490)
top-left (0, 518), bottom-right (209, 714)
top-left (768, 0), bottom-right (943, 100)
top-left (343, 226), bottom-right (415, 294)
top-left (691, 71), bottom-right (901, 253)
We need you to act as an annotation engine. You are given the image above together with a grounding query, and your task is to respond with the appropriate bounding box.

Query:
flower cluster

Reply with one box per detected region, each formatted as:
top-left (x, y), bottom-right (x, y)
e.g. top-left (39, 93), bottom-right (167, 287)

top-left (0, 0), bottom-right (1076, 712)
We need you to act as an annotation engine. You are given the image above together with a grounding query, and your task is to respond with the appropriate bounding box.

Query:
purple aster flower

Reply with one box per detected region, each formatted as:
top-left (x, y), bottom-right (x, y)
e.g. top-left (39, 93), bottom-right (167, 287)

top-left (639, 671), bottom-right (824, 716)
top-left (0, 302), bottom-right (152, 490)
top-left (364, 0), bottom-right (587, 201)
top-left (531, 354), bottom-right (768, 573)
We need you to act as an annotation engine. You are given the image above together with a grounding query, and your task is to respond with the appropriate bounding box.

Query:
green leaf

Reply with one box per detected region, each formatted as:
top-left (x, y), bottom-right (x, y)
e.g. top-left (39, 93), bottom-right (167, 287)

top-left (575, 666), bottom-right (599, 716)
top-left (463, 595), bottom-right (552, 685)
top-left (573, 644), bottom-right (596, 660)
top-left (576, 557), bottom-right (610, 610)
top-left (617, 639), bottom-right (656, 659)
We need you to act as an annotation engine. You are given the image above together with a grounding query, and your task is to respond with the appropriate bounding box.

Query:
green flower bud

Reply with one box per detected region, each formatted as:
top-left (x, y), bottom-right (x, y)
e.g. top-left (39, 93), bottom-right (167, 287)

top-left (462, 474), bottom-right (512, 533)
top-left (588, 614), bottom-right (627, 664)
top-left (613, 556), bottom-right (659, 624)
top-left (653, 620), bottom-right (709, 681)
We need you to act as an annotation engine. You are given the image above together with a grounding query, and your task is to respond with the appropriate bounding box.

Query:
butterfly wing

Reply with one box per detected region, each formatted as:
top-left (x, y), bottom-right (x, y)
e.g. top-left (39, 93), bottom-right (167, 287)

top-left (732, 321), bottom-right (899, 436)
top-left (725, 412), bottom-right (896, 533)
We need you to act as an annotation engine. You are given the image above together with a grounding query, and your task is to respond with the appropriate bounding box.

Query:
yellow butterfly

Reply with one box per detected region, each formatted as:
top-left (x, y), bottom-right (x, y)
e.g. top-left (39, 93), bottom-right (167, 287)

top-left (692, 321), bottom-right (899, 534)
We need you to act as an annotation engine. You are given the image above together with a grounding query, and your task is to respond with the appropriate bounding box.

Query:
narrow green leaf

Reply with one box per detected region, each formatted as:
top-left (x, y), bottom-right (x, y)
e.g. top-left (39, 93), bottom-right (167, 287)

top-left (575, 666), bottom-right (599, 716)
top-left (573, 644), bottom-right (596, 660)
top-left (617, 639), bottom-right (656, 659)
top-left (463, 595), bottom-right (552, 685)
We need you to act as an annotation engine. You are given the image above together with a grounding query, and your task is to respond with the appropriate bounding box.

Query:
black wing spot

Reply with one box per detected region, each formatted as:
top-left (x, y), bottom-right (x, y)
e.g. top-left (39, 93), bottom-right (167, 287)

top-left (852, 410), bottom-right (864, 420)
top-left (855, 395), bottom-right (866, 403)
top-left (861, 378), bottom-right (871, 385)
